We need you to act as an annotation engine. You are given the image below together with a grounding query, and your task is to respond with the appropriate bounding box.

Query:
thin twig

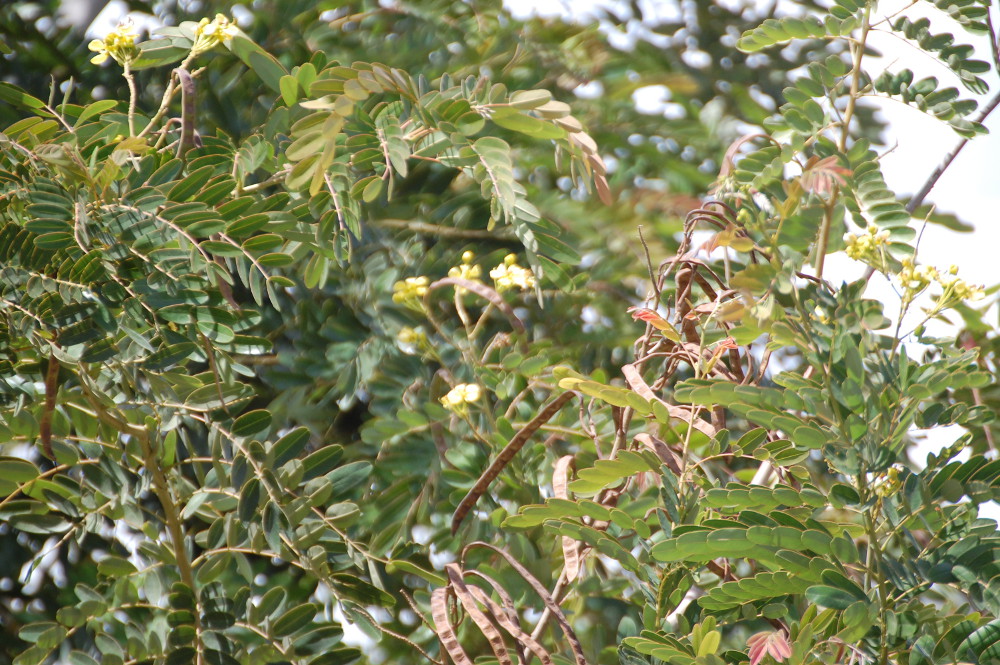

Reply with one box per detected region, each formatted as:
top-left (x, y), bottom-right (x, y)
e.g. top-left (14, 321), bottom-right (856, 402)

top-left (372, 219), bottom-right (517, 241)
top-left (637, 225), bottom-right (659, 305)
top-left (529, 569), bottom-right (568, 641)
top-left (138, 52), bottom-right (198, 139)
top-left (987, 8), bottom-right (1000, 73)
top-left (123, 63), bottom-right (138, 137)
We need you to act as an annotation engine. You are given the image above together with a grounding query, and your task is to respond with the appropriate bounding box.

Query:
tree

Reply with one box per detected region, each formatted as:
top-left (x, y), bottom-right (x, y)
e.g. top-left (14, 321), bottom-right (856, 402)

top-left (1, 2), bottom-right (999, 665)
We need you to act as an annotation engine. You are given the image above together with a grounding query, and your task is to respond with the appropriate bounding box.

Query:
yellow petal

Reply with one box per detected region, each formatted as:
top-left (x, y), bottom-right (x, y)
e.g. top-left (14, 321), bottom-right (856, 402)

top-left (88, 39), bottom-right (104, 51)
top-left (91, 52), bottom-right (109, 64)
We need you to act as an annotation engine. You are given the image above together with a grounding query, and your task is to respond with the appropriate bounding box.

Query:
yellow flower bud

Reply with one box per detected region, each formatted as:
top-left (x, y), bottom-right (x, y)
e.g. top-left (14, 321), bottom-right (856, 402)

top-left (440, 383), bottom-right (482, 410)
top-left (448, 253), bottom-right (482, 293)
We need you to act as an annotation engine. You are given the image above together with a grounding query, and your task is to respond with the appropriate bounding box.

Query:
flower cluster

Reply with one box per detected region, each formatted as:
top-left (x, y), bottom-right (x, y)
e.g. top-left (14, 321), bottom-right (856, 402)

top-left (939, 266), bottom-right (986, 302)
top-left (440, 383), bottom-right (481, 410)
top-left (88, 19), bottom-right (139, 66)
top-left (874, 466), bottom-right (903, 498)
top-left (193, 14), bottom-right (239, 53)
top-left (490, 254), bottom-right (535, 292)
top-left (898, 257), bottom-right (936, 295)
top-left (392, 276), bottom-right (429, 307)
top-left (844, 224), bottom-right (890, 263)
top-left (395, 326), bottom-right (426, 355)
top-left (898, 258), bottom-right (984, 306)
top-left (448, 251), bottom-right (482, 294)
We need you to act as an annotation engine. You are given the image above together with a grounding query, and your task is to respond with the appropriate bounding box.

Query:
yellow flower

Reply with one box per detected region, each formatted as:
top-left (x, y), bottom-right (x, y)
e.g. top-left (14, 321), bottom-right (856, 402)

top-left (193, 14), bottom-right (239, 52)
top-left (448, 251), bottom-right (482, 294)
top-left (898, 257), bottom-right (931, 302)
top-left (88, 18), bottom-right (139, 66)
top-left (392, 276), bottom-right (430, 306)
top-left (844, 224), bottom-right (889, 263)
top-left (946, 277), bottom-right (985, 302)
top-left (810, 306), bottom-right (830, 325)
top-left (875, 466), bottom-right (902, 498)
top-left (440, 383), bottom-right (482, 410)
top-left (897, 258), bottom-right (985, 307)
top-left (490, 254), bottom-right (536, 292)
top-left (396, 326), bottom-right (426, 354)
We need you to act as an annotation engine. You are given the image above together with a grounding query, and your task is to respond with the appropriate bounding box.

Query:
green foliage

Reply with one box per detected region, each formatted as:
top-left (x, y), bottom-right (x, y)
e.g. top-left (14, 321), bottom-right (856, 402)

top-left (2, 2), bottom-right (1000, 665)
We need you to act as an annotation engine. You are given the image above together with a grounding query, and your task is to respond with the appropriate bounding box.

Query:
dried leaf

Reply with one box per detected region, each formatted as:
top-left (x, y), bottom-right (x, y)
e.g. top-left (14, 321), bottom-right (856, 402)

top-left (452, 392), bottom-right (575, 533)
top-left (553, 456), bottom-right (581, 581)
top-left (466, 585), bottom-right (554, 665)
top-left (594, 172), bottom-right (613, 205)
top-left (622, 364), bottom-right (716, 437)
top-left (567, 131), bottom-right (597, 153)
top-left (464, 542), bottom-right (588, 665)
top-left (431, 587), bottom-right (474, 665)
top-left (627, 307), bottom-right (681, 343)
top-left (445, 564), bottom-right (513, 665)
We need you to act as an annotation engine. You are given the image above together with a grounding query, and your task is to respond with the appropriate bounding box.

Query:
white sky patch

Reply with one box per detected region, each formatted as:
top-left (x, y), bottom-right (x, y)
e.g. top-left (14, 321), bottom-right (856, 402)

top-left (680, 48), bottom-right (711, 69)
top-left (662, 102), bottom-right (686, 120)
top-left (410, 524), bottom-right (433, 545)
top-left (87, 0), bottom-right (162, 38)
top-left (574, 80), bottom-right (605, 99)
top-left (633, 84), bottom-right (672, 114)
top-left (428, 543), bottom-right (457, 569)
top-left (231, 4), bottom-right (254, 27)
top-left (331, 604), bottom-right (383, 660)
top-left (19, 537), bottom-right (65, 595)
top-left (504, 0), bottom-right (607, 21)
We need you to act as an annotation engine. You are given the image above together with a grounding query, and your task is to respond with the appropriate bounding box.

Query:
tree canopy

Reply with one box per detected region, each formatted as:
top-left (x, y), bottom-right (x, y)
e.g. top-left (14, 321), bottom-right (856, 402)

top-left (2, 2), bottom-right (1000, 665)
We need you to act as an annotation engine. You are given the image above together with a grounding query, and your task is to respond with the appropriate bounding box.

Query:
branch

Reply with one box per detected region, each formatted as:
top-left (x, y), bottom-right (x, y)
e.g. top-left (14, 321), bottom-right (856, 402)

top-left (428, 277), bottom-right (526, 337)
top-left (906, 91), bottom-right (1000, 215)
top-left (137, 431), bottom-right (205, 665)
top-left (372, 218), bottom-right (517, 241)
top-left (451, 391), bottom-right (575, 533)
